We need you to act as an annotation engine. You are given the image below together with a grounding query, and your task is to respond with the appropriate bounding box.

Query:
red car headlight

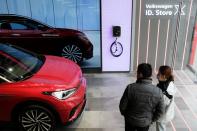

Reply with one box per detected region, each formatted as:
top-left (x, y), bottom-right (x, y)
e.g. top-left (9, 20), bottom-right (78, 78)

top-left (52, 88), bottom-right (77, 100)
top-left (43, 88), bottom-right (77, 100)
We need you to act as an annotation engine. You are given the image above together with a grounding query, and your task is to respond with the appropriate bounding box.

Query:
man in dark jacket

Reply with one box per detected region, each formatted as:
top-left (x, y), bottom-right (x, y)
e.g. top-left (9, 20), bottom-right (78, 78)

top-left (119, 63), bottom-right (165, 131)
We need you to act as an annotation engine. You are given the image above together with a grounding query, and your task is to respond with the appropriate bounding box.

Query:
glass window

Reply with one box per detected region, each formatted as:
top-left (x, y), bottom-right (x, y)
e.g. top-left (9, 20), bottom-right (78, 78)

top-left (0, 44), bottom-right (44, 81)
top-left (25, 20), bottom-right (50, 30)
top-left (0, 22), bottom-right (11, 30)
top-left (10, 22), bottom-right (29, 30)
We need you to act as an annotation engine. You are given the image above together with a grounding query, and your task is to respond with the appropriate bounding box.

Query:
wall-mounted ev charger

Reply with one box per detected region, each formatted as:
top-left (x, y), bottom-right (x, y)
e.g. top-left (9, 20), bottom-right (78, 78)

top-left (113, 26), bottom-right (121, 37)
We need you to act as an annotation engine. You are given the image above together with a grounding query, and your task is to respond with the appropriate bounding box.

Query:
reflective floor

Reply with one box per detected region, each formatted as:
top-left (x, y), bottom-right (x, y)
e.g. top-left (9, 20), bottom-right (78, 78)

top-left (1, 69), bottom-right (197, 131)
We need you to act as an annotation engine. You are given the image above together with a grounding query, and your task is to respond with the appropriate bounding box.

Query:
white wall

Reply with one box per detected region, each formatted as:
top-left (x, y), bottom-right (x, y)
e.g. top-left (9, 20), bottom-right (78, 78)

top-left (101, 0), bottom-right (132, 71)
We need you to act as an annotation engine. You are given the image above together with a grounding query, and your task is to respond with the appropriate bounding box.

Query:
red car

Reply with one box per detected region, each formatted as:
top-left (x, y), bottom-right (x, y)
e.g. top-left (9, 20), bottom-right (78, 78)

top-left (0, 14), bottom-right (93, 64)
top-left (0, 43), bottom-right (86, 131)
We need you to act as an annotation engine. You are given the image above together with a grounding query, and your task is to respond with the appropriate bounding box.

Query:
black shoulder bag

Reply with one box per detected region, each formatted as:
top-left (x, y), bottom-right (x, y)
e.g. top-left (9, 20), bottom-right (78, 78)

top-left (157, 81), bottom-right (173, 99)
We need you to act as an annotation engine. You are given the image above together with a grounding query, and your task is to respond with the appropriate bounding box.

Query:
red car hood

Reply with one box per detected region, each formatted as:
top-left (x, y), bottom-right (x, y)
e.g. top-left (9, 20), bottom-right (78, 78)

top-left (25, 55), bottom-right (82, 88)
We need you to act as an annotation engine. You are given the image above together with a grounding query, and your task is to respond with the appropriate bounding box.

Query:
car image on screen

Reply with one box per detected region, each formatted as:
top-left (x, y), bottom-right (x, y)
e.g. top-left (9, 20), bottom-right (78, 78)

top-left (0, 14), bottom-right (93, 64)
top-left (0, 43), bottom-right (86, 131)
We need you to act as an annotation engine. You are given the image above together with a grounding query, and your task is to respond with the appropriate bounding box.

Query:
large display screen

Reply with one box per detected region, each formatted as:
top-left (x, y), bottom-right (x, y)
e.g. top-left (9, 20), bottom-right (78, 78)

top-left (0, 0), bottom-right (101, 68)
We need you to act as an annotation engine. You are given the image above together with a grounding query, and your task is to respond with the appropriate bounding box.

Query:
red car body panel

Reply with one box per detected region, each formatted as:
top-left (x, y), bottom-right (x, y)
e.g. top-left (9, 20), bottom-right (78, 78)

top-left (0, 55), bottom-right (86, 124)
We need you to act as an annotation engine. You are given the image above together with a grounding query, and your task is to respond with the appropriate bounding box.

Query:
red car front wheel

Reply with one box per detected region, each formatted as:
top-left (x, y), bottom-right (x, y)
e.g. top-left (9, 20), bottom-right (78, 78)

top-left (17, 105), bottom-right (55, 131)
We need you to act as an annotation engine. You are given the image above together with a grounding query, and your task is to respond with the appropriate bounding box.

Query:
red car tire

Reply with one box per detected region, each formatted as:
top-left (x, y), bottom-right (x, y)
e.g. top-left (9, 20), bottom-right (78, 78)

top-left (17, 105), bottom-right (56, 131)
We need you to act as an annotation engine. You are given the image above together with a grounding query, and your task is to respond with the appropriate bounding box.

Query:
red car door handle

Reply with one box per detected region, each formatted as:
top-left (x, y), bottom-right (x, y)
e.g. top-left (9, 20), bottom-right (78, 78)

top-left (11, 33), bottom-right (21, 36)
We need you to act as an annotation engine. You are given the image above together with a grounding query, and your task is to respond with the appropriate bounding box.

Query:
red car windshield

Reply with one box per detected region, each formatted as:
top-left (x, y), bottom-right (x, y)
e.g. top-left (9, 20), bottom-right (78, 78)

top-left (0, 43), bottom-right (44, 82)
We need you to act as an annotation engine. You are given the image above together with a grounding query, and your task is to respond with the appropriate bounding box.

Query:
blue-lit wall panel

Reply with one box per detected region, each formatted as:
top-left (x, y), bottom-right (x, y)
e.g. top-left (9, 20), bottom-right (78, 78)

top-left (0, 0), bottom-right (100, 31)
top-left (29, 0), bottom-right (55, 26)
top-left (78, 0), bottom-right (100, 30)
top-left (53, 0), bottom-right (78, 28)
top-left (0, 1), bottom-right (8, 13)
top-left (7, 0), bottom-right (31, 16)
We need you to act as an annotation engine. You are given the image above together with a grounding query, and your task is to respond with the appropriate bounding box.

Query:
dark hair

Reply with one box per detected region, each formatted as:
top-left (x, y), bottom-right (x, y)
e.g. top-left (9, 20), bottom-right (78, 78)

top-left (137, 63), bottom-right (152, 78)
top-left (158, 65), bottom-right (174, 81)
